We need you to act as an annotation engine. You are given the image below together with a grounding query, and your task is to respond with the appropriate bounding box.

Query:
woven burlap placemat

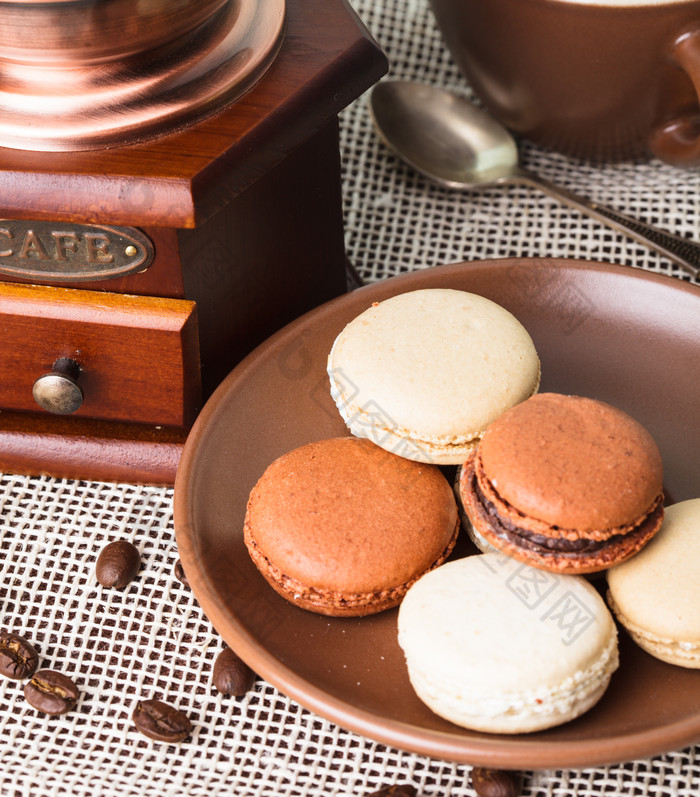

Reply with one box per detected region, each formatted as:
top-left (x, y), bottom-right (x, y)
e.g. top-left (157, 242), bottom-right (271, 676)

top-left (1, 1), bottom-right (699, 795)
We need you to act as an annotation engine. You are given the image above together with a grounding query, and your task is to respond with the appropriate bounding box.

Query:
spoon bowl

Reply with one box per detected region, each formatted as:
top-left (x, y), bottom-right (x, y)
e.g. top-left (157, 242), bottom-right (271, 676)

top-left (369, 80), bottom-right (700, 277)
top-left (370, 80), bottom-right (521, 188)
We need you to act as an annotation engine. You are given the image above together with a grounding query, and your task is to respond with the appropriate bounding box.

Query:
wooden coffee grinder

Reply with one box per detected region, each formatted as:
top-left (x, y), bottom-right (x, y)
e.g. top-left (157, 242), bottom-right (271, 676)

top-left (0, 0), bottom-right (387, 483)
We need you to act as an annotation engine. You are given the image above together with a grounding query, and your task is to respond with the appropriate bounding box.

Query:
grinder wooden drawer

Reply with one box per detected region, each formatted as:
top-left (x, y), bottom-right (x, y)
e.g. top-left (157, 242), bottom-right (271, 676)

top-left (0, 282), bottom-right (200, 427)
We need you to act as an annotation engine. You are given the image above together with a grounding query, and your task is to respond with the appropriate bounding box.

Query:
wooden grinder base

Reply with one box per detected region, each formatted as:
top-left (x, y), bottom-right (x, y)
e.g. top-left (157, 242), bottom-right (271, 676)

top-left (0, 0), bottom-right (387, 484)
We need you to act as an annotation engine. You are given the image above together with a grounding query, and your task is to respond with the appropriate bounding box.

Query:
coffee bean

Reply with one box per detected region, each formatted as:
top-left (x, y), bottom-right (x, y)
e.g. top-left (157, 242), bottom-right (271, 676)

top-left (132, 699), bottom-right (192, 743)
top-left (173, 559), bottom-right (190, 588)
top-left (0, 631), bottom-right (39, 680)
top-left (470, 768), bottom-right (523, 797)
top-left (24, 669), bottom-right (79, 715)
top-left (212, 646), bottom-right (256, 696)
top-left (96, 540), bottom-right (141, 588)
top-left (366, 786), bottom-right (417, 797)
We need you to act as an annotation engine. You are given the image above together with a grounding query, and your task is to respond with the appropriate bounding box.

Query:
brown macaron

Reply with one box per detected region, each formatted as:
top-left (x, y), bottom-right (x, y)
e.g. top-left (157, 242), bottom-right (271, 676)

top-left (457, 393), bottom-right (664, 574)
top-left (244, 437), bottom-right (459, 616)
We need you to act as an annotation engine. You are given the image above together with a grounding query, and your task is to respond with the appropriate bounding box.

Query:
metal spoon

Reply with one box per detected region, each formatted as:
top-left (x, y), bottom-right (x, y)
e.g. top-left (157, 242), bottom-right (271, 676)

top-left (369, 80), bottom-right (700, 277)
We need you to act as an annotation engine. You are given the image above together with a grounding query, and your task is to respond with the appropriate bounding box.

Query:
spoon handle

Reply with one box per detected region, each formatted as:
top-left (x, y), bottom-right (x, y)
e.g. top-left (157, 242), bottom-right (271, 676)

top-left (515, 169), bottom-right (700, 277)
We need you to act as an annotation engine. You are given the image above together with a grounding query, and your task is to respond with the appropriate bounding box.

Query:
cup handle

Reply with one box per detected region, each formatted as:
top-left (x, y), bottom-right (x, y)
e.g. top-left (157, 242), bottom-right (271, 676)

top-left (650, 30), bottom-right (700, 166)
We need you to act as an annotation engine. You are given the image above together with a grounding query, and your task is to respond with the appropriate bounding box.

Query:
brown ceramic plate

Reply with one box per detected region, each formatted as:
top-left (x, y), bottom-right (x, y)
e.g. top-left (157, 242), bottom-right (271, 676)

top-left (174, 258), bottom-right (700, 769)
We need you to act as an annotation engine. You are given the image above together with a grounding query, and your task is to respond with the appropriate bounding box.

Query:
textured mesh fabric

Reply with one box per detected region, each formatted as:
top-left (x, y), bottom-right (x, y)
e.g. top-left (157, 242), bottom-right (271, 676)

top-left (2, 0), bottom-right (699, 795)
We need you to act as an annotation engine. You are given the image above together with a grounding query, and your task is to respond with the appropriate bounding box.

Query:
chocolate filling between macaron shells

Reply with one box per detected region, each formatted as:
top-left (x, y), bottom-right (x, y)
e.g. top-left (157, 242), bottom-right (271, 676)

top-left (461, 454), bottom-right (664, 558)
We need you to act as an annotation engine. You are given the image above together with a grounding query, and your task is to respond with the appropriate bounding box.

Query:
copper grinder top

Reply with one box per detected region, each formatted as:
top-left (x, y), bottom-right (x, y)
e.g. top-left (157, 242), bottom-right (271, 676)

top-left (0, 0), bottom-right (285, 151)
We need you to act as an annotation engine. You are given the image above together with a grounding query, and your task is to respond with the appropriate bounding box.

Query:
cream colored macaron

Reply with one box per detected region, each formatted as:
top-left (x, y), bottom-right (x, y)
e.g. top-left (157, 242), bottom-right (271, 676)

top-left (607, 498), bottom-right (700, 668)
top-left (398, 553), bottom-right (619, 733)
top-left (327, 288), bottom-right (540, 465)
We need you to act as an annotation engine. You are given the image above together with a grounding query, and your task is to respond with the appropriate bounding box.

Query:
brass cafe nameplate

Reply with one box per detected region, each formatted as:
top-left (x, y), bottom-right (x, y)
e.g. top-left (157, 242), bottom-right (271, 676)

top-left (0, 221), bottom-right (154, 282)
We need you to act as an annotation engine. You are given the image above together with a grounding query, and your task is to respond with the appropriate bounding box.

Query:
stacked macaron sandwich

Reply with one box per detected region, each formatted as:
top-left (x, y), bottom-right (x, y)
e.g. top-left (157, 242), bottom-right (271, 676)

top-left (242, 287), bottom-right (698, 736)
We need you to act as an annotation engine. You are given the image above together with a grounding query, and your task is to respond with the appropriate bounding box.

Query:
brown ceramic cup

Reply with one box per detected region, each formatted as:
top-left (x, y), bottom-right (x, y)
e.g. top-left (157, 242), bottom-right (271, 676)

top-left (428, 0), bottom-right (700, 165)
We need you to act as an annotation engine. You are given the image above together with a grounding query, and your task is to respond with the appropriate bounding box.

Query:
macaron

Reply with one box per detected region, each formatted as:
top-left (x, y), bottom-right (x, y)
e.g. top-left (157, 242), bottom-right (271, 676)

top-left (457, 393), bottom-right (664, 574)
top-left (607, 498), bottom-right (700, 668)
top-left (243, 437), bottom-right (459, 617)
top-left (327, 288), bottom-right (540, 465)
top-left (398, 553), bottom-right (619, 733)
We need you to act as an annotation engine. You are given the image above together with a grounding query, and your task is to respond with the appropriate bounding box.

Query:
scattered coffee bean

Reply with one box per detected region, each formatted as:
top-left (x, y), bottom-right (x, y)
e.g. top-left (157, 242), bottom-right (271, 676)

top-left (174, 559), bottom-right (190, 588)
top-left (366, 786), bottom-right (417, 797)
top-left (212, 646), bottom-right (256, 696)
top-left (132, 698), bottom-right (192, 743)
top-left (470, 768), bottom-right (523, 797)
top-left (0, 631), bottom-right (39, 680)
top-left (24, 669), bottom-right (79, 715)
top-left (96, 540), bottom-right (141, 588)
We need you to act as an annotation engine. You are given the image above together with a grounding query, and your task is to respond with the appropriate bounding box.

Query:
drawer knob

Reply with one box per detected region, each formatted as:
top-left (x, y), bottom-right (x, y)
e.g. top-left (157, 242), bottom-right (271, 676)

top-left (32, 358), bottom-right (83, 415)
